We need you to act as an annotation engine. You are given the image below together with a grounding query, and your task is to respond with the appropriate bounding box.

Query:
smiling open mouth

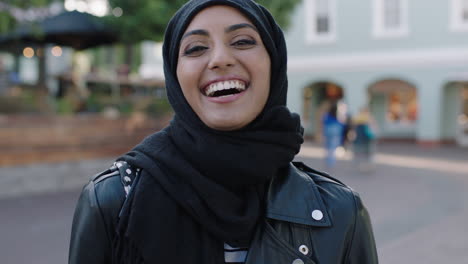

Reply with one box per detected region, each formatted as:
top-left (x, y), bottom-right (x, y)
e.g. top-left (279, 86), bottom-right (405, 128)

top-left (204, 80), bottom-right (247, 97)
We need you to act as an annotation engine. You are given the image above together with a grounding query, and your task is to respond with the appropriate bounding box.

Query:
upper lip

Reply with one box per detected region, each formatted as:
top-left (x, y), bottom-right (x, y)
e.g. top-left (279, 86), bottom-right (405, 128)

top-left (201, 76), bottom-right (249, 92)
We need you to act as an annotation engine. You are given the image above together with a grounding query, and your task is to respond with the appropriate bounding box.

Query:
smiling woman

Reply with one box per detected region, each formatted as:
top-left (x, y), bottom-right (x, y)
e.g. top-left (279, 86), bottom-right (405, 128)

top-left (177, 5), bottom-right (271, 130)
top-left (69, 1), bottom-right (378, 264)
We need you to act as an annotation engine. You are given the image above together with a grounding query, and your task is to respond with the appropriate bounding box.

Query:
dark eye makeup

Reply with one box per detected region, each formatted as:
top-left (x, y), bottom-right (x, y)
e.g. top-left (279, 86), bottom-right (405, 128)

top-left (183, 45), bottom-right (208, 56)
top-left (181, 34), bottom-right (258, 56)
top-left (232, 38), bottom-right (257, 46)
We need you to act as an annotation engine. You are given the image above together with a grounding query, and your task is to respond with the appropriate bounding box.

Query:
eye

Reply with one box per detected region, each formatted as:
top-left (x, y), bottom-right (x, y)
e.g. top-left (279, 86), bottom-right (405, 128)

top-left (183, 45), bottom-right (208, 56)
top-left (231, 38), bottom-right (257, 48)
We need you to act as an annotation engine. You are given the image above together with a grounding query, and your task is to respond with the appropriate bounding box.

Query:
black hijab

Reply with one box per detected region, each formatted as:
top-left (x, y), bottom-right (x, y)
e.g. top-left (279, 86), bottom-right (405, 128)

top-left (113, 0), bottom-right (303, 263)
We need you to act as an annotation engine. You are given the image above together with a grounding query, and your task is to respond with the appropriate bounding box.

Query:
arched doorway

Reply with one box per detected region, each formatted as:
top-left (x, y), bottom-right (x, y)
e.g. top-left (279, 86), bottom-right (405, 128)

top-left (442, 82), bottom-right (468, 146)
top-left (302, 81), bottom-right (345, 140)
top-left (368, 79), bottom-right (418, 139)
top-left (459, 86), bottom-right (468, 146)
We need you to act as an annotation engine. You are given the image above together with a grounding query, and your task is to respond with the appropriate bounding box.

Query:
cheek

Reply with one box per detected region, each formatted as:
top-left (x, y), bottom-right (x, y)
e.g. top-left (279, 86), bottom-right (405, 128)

top-left (177, 61), bottom-right (201, 98)
top-left (255, 53), bottom-right (271, 99)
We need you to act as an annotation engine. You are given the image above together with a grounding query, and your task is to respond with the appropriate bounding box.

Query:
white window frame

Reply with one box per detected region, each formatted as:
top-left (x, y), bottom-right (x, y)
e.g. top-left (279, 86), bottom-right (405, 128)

top-left (372, 0), bottom-right (409, 38)
top-left (450, 0), bottom-right (468, 32)
top-left (305, 0), bottom-right (337, 44)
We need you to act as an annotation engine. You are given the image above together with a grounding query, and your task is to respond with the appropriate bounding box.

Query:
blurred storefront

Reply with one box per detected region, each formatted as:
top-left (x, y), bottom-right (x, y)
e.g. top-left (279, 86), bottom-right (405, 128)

top-left (284, 0), bottom-right (468, 146)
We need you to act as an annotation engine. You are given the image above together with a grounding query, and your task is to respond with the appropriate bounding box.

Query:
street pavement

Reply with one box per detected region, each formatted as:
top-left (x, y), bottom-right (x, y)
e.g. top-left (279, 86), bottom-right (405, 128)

top-left (0, 142), bottom-right (467, 264)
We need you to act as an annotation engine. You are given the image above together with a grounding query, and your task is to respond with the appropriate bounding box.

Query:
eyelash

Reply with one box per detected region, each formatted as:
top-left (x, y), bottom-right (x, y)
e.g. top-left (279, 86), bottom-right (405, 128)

top-left (183, 46), bottom-right (208, 56)
top-left (232, 39), bottom-right (257, 46)
top-left (182, 38), bottom-right (257, 56)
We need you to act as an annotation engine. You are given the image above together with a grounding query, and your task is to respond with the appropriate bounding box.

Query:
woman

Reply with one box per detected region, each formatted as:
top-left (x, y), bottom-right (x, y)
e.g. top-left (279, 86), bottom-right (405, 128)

top-left (69, 0), bottom-right (378, 263)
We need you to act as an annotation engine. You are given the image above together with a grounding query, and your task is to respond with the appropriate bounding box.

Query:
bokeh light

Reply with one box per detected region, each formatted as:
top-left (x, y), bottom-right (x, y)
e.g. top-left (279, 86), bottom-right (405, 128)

top-left (65, 0), bottom-right (109, 16)
top-left (64, 0), bottom-right (77, 11)
top-left (51, 46), bottom-right (63, 57)
top-left (112, 7), bottom-right (123, 17)
top-left (75, 1), bottom-right (87, 12)
top-left (89, 0), bottom-right (108, 17)
top-left (23, 47), bottom-right (35, 58)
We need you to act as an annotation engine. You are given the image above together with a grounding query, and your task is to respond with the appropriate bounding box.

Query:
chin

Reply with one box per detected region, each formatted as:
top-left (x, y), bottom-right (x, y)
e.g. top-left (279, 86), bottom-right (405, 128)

top-left (207, 123), bottom-right (243, 131)
top-left (204, 118), bottom-right (246, 131)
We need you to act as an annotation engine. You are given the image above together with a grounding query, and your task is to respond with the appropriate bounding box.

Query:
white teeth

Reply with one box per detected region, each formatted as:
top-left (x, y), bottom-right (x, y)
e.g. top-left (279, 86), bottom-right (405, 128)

top-left (205, 80), bottom-right (246, 96)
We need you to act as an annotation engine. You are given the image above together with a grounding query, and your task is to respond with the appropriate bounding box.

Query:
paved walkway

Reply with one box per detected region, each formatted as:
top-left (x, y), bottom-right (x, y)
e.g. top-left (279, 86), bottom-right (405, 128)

top-left (297, 142), bottom-right (468, 264)
top-left (299, 142), bottom-right (468, 175)
top-left (0, 157), bottom-right (113, 199)
top-left (0, 141), bottom-right (467, 264)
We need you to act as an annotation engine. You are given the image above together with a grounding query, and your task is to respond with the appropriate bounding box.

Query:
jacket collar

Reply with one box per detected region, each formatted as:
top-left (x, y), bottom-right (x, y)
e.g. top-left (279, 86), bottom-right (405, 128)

top-left (266, 163), bottom-right (332, 227)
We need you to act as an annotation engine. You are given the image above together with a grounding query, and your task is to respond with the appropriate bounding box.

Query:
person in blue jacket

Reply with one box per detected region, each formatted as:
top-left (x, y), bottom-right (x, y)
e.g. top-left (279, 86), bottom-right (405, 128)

top-left (322, 102), bottom-right (344, 168)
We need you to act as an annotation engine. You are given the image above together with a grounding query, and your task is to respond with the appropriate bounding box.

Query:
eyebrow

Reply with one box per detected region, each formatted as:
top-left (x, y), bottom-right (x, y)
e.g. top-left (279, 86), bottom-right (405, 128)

top-left (226, 23), bottom-right (258, 33)
top-left (181, 29), bottom-right (209, 41)
top-left (181, 23), bottom-right (258, 41)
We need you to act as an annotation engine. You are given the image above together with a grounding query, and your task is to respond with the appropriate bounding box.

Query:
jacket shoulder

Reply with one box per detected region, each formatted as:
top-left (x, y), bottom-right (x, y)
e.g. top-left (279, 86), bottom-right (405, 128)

top-left (291, 162), bottom-right (377, 262)
top-left (89, 164), bottom-right (127, 222)
top-left (69, 165), bottom-right (125, 264)
top-left (291, 162), bottom-right (378, 263)
top-left (292, 161), bottom-right (348, 187)
top-left (292, 161), bottom-right (359, 221)
top-left (75, 165), bottom-right (126, 236)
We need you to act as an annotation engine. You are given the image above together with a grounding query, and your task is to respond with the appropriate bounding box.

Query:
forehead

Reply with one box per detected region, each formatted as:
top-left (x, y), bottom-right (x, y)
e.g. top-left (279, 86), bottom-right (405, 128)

top-left (184, 5), bottom-right (253, 31)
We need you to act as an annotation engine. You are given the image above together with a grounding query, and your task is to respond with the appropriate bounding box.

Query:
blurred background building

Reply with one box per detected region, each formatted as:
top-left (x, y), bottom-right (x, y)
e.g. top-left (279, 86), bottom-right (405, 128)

top-left (283, 0), bottom-right (468, 147)
top-left (1, 0), bottom-right (467, 165)
top-left (1, 1), bottom-right (468, 264)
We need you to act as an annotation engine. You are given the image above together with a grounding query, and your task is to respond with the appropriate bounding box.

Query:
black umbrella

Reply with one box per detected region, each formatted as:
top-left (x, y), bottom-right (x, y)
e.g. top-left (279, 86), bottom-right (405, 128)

top-left (0, 10), bottom-right (118, 50)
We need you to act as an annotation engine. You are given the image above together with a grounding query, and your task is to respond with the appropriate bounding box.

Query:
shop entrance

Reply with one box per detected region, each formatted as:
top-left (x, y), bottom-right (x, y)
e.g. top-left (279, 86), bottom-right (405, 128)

top-left (368, 79), bottom-right (418, 139)
top-left (443, 83), bottom-right (468, 146)
top-left (458, 86), bottom-right (468, 146)
top-left (302, 82), bottom-right (344, 140)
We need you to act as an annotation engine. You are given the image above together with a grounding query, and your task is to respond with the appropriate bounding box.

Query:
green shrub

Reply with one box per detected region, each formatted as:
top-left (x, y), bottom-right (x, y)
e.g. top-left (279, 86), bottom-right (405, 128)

top-left (144, 98), bottom-right (173, 118)
top-left (55, 97), bottom-right (75, 115)
top-left (0, 91), bottom-right (41, 113)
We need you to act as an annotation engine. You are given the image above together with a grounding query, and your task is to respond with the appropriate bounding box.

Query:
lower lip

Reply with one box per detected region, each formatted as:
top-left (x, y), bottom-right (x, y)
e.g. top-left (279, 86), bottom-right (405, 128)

top-left (205, 89), bottom-right (247, 104)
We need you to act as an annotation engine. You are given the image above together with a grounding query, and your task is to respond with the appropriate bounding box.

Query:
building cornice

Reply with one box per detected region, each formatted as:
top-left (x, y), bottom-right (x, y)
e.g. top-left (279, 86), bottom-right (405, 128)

top-left (288, 47), bottom-right (468, 73)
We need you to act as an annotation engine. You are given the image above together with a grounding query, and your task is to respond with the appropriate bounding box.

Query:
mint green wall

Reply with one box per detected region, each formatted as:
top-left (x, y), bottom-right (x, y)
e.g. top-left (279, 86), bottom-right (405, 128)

top-left (285, 0), bottom-right (468, 57)
top-left (287, 65), bottom-right (466, 141)
top-left (284, 0), bottom-right (468, 143)
top-left (369, 93), bottom-right (386, 137)
top-left (441, 84), bottom-right (462, 140)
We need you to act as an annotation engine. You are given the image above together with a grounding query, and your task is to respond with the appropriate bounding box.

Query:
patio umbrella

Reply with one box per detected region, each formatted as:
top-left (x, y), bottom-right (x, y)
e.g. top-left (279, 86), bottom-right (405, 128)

top-left (0, 10), bottom-right (118, 50)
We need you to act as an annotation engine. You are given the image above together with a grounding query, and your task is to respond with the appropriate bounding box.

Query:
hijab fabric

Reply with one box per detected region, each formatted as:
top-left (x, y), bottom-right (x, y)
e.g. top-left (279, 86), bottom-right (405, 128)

top-left (113, 1), bottom-right (304, 263)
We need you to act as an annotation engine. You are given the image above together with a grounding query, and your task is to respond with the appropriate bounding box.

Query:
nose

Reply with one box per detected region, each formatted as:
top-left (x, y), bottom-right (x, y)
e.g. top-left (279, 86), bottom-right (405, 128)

top-left (208, 43), bottom-right (235, 70)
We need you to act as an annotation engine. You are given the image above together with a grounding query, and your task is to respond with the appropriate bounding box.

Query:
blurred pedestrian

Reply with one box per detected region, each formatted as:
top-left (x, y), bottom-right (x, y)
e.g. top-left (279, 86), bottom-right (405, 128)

top-left (71, 52), bottom-right (90, 111)
top-left (353, 107), bottom-right (377, 172)
top-left (69, 1), bottom-right (378, 264)
top-left (0, 58), bottom-right (10, 95)
top-left (322, 102), bottom-right (344, 168)
top-left (338, 101), bottom-right (353, 151)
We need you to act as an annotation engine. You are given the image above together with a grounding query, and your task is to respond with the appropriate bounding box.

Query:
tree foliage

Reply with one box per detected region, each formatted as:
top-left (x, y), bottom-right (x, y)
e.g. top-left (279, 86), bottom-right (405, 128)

top-left (0, 1), bottom-right (64, 89)
top-left (256, 0), bottom-right (301, 30)
top-left (106, 0), bottom-right (187, 43)
top-left (0, 12), bottom-right (15, 35)
top-left (106, 0), bottom-right (301, 44)
top-left (0, 0), bottom-right (62, 34)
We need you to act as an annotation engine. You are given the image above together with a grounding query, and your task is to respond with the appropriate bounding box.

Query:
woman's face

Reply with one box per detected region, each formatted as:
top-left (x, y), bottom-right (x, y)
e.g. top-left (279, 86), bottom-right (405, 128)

top-left (177, 5), bottom-right (271, 131)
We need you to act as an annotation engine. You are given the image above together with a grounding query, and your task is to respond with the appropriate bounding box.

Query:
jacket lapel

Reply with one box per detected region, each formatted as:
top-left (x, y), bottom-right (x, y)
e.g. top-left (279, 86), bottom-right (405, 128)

top-left (266, 164), bottom-right (332, 227)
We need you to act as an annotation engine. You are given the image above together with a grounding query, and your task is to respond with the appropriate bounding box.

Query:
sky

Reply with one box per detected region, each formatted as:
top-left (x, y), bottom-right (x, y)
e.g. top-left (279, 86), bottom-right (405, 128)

top-left (64, 0), bottom-right (108, 17)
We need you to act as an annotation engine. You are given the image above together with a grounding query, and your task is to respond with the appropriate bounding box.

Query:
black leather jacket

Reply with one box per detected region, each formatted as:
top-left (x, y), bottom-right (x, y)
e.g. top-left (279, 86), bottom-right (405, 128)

top-left (69, 162), bottom-right (378, 264)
